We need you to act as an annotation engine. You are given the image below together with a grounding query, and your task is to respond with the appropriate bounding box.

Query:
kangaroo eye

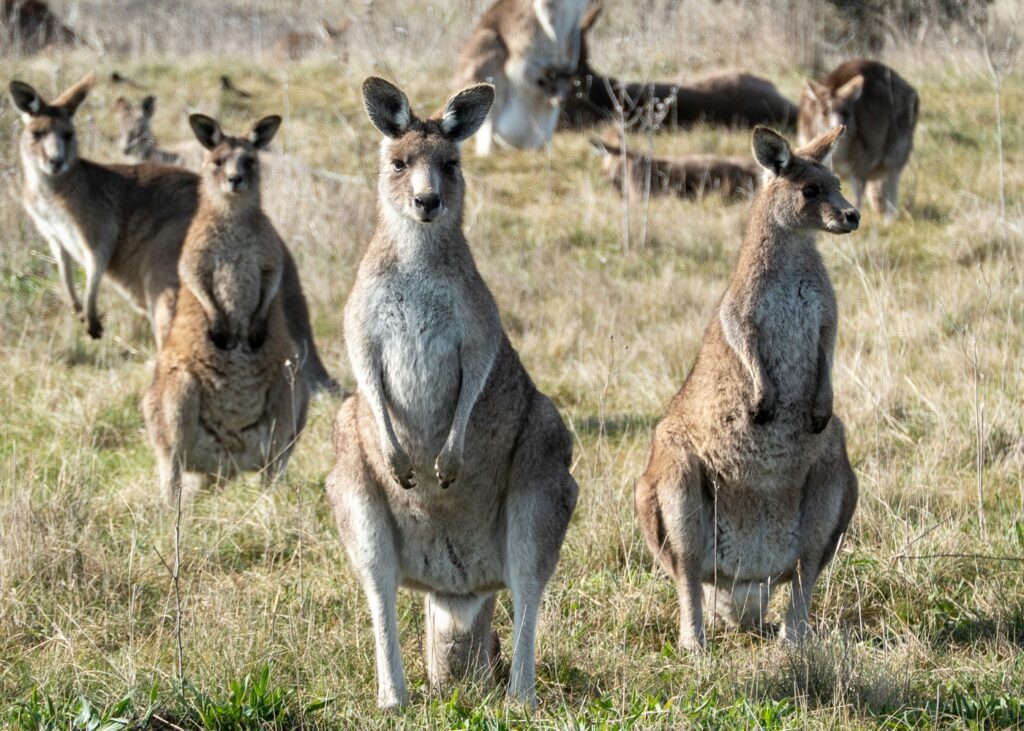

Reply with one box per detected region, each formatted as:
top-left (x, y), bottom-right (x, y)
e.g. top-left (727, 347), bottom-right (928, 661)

top-left (443, 160), bottom-right (459, 175)
top-left (802, 185), bottom-right (820, 199)
top-left (32, 130), bottom-right (45, 141)
top-left (392, 159), bottom-right (406, 172)
top-left (213, 157), bottom-right (224, 168)
top-left (61, 131), bottom-right (73, 142)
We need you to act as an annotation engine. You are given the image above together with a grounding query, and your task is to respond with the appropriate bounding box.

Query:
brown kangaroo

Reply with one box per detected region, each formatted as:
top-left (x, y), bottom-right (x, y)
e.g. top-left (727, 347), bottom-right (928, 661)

top-left (326, 78), bottom-right (577, 709)
top-left (143, 114), bottom-right (309, 504)
top-left (559, 5), bottom-right (798, 132)
top-left (799, 59), bottom-right (918, 221)
top-left (636, 125), bottom-right (859, 652)
top-left (589, 132), bottom-right (760, 201)
top-left (9, 73), bottom-right (337, 393)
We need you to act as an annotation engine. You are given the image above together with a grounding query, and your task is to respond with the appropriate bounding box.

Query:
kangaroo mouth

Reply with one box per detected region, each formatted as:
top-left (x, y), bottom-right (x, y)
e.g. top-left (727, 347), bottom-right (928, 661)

top-left (826, 220), bottom-right (859, 234)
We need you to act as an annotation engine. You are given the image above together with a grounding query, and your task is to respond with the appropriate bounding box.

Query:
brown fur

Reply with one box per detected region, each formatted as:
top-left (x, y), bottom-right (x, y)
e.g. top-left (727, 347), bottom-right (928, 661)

top-left (270, 19), bottom-right (349, 62)
top-left (1, 0), bottom-right (78, 54)
top-left (636, 126), bottom-right (859, 651)
top-left (798, 59), bottom-right (918, 220)
top-left (144, 114), bottom-right (309, 505)
top-left (559, 6), bottom-right (797, 132)
top-left (590, 133), bottom-right (760, 201)
top-left (10, 74), bottom-right (337, 392)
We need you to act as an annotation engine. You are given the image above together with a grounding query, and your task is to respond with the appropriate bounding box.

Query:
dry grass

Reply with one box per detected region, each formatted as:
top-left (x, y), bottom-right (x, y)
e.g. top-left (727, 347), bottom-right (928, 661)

top-left (1, 1), bottom-right (1022, 728)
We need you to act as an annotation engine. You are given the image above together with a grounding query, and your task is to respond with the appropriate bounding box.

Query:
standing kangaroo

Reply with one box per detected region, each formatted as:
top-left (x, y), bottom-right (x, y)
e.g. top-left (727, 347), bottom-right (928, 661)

top-left (326, 78), bottom-right (578, 709)
top-left (455, 0), bottom-right (587, 154)
top-left (636, 125), bottom-right (859, 652)
top-left (113, 94), bottom-right (202, 166)
top-left (143, 114), bottom-right (308, 504)
top-left (9, 74), bottom-right (337, 393)
top-left (799, 59), bottom-right (918, 221)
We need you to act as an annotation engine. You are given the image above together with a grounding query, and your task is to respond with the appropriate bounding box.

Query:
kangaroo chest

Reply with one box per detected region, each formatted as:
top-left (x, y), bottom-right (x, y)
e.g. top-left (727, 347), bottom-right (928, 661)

top-left (371, 271), bottom-right (464, 450)
top-left (25, 189), bottom-right (91, 266)
top-left (207, 231), bottom-right (263, 325)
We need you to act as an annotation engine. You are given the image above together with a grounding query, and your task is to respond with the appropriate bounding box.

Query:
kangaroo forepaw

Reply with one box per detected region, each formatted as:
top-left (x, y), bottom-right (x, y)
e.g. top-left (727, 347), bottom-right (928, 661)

top-left (809, 409), bottom-right (832, 434)
top-left (435, 446), bottom-right (461, 489)
top-left (387, 448), bottom-right (416, 489)
top-left (751, 397), bottom-right (775, 425)
top-left (82, 312), bottom-right (103, 339)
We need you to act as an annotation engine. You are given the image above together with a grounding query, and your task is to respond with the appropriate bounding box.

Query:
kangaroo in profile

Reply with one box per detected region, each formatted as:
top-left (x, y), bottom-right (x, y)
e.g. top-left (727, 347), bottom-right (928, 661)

top-left (270, 18), bottom-right (349, 62)
top-left (559, 5), bottom-right (798, 132)
top-left (589, 133), bottom-right (760, 201)
top-left (9, 74), bottom-right (337, 393)
top-left (636, 125), bottom-right (859, 652)
top-left (144, 114), bottom-right (309, 504)
top-left (113, 95), bottom-right (202, 166)
top-left (455, 0), bottom-right (587, 154)
top-left (799, 59), bottom-right (918, 221)
top-left (326, 78), bottom-right (578, 709)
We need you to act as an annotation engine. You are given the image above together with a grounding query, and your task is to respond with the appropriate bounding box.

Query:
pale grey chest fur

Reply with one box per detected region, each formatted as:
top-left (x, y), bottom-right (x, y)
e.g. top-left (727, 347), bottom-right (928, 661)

top-left (209, 228), bottom-right (263, 327)
top-left (755, 259), bottom-right (832, 406)
top-left (25, 188), bottom-right (89, 265)
top-left (368, 270), bottom-right (464, 457)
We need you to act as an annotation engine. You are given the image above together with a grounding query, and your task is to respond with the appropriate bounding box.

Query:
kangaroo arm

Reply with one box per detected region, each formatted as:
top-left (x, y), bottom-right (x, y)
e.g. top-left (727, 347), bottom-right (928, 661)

top-left (349, 334), bottom-right (401, 457)
top-left (811, 318), bottom-right (836, 428)
top-left (81, 228), bottom-right (116, 338)
top-left (719, 292), bottom-right (770, 399)
top-left (180, 264), bottom-right (221, 326)
top-left (444, 327), bottom-right (500, 456)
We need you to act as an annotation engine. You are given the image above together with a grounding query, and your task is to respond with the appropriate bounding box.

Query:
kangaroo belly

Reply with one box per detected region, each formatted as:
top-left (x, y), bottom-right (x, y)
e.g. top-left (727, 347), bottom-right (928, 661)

top-left (493, 84), bottom-right (559, 150)
top-left (758, 279), bottom-right (823, 406)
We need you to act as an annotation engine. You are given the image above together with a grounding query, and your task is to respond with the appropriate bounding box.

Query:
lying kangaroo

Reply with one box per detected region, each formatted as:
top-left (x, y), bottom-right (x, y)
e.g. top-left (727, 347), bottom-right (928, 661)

top-left (270, 18), bottom-right (349, 62)
top-left (113, 95), bottom-right (202, 166)
top-left (9, 74), bottom-right (337, 393)
top-left (589, 133), bottom-right (760, 201)
top-left (799, 59), bottom-right (918, 221)
top-left (559, 6), bottom-right (798, 132)
top-left (143, 114), bottom-right (308, 504)
top-left (455, 0), bottom-right (587, 154)
top-left (326, 78), bottom-right (578, 708)
top-left (636, 125), bottom-right (859, 652)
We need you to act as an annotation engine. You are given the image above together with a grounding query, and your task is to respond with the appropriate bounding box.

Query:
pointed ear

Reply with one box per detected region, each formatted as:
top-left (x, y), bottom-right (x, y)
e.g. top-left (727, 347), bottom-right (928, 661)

top-left (248, 115), bottom-right (282, 149)
top-left (10, 80), bottom-right (45, 117)
top-left (752, 126), bottom-right (792, 176)
top-left (804, 79), bottom-right (831, 105)
top-left (581, 3), bottom-right (602, 33)
top-left (141, 95), bottom-right (156, 119)
top-left (52, 72), bottom-right (96, 116)
top-left (797, 125), bottom-right (845, 166)
top-left (440, 84), bottom-right (494, 142)
top-left (189, 114), bottom-right (223, 150)
top-left (836, 75), bottom-right (864, 103)
top-left (362, 77), bottom-right (411, 139)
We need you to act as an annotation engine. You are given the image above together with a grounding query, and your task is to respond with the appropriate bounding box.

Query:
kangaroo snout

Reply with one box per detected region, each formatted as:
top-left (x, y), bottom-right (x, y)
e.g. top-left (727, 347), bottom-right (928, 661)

top-left (413, 192), bottom-right (442, 221)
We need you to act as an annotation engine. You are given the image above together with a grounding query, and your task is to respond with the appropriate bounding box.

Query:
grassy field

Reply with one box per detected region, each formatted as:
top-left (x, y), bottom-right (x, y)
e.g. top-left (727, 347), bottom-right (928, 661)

top-left (1, 1), bottom-right (1022, 728)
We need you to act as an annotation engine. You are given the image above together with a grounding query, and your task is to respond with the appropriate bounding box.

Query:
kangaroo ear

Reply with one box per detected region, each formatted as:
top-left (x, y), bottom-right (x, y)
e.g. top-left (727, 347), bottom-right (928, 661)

top-left (752, 125), bottom-right (792, 176)
top-left (10, 80), bottom-right (45, 117)
top-left (189, 113), bottom-right (223, 149)
top-left (588, 136), bottom-right (611, 156)
top-left (581, 3), bottom-right (602, 33)
top-left (52, 72), bottom-right (95, 116)
top-left (803, 79), bottom-right (831, 105)
top-left (440, 84), bottom-right (495, 142)
top-left (836, 75), bottom-right (864, 103)
top-left (141, 95), bottom-right (156, 119)
top-left (362, 77), bottom-right (411, 139)
top-left (798, 124), bottom-right (845, 167)
top-left (248, 115), bottom-right (282, 149)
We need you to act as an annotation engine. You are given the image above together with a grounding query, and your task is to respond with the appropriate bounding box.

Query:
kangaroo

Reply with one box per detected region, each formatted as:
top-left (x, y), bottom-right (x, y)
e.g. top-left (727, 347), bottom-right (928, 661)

top-left (143, 114), bottom-right (309, 504)
top-left (589, 133), bottom-right (760, 201)
top-left (2, 0), bottom-right (79, 54)
top-left (635, 125), bottom-right (859, 652)
top-left (113, 95), bottom-right (202, 167)
top-left (455, 0), bottom-right (588, 154)
top-left (559, 5), bottom-right (798, 132)
top-left (10, 74), bottom-right (337, 393)
top-left (270, 18), bottom-right (349, 62)
top-left (326, 78), bottom-right (578, 709)
top-left (799, 59), bottom-right (918, 221)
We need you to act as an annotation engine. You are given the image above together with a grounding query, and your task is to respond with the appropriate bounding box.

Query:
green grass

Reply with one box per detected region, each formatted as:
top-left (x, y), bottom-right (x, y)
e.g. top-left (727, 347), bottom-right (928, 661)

top-left (1, 1), bottom-right (1023, 728)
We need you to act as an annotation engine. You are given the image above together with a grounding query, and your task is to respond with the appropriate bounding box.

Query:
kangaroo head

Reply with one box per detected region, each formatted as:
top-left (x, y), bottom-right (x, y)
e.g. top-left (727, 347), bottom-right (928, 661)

top-left (752, 125), bottom-right (860, 235)
top-left (189, 113), bottom-right (280, 200)
top-left (114, 94), bottom-right (156, 157)
top-left (362, 77), bottom-right (494, 226)
top-left (800, 76), bottom-right (863, 145)
top-left (9, 72), bottom-right (94, 177)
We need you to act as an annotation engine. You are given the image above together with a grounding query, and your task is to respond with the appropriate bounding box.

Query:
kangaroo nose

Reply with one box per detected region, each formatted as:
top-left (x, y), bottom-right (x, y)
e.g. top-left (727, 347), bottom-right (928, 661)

top-left (228, 175), bottom-right (244, 187)
top-left (844, 208), bottom-right (860, 226)
top-left (414, 193), bottom-right (441, 214)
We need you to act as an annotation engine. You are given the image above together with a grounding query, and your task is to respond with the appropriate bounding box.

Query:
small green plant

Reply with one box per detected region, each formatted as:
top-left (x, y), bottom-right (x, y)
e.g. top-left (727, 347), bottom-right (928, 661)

top-left (7, 684), bottom-right (156, 731)
top-left (183, 665), bottom-right (295, 730)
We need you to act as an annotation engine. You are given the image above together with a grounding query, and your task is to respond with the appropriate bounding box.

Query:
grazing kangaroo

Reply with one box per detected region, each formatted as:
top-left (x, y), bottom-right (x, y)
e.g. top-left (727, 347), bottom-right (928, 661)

top-left (113, 95), bottom-right (202, 166)
top-left (326, 78), bottom-right (578, 709)
top-left (636, 125), bottom-right (859, 652)
top-left (559, 6), bottom-right (798, 132)
top-left (10, 74), bottom-right (337, 393)
top-left (455, 0), bottom-right (588, 154)
top-left (143, 114), bottom-right (309, 504)
top-left (799, 59), bottom-right (918, 221)
top-left (271, 18), bottom-right (349, 62)
top-left (589, 133), bottom-right (760, 201)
